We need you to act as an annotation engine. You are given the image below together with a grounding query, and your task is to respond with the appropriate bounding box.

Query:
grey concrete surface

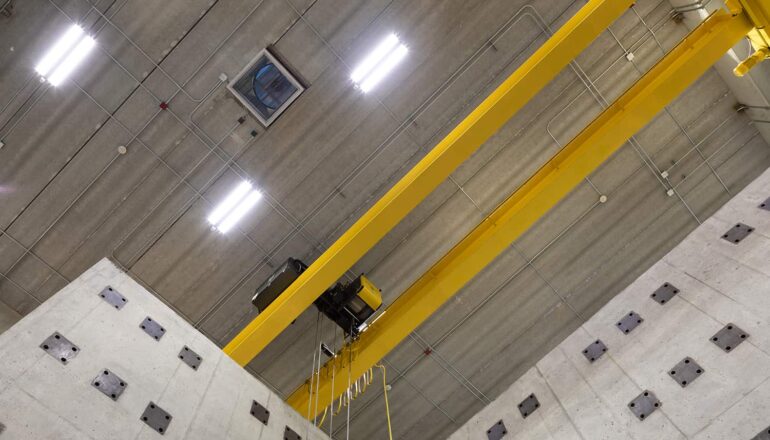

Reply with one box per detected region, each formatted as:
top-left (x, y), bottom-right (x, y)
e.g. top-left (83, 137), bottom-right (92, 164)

top-left (449, 166), bottom-right (770, 440)
top-left (1, 0), bottom-right (769, 438)
top-left (0, 258), bottom-right (329, 440)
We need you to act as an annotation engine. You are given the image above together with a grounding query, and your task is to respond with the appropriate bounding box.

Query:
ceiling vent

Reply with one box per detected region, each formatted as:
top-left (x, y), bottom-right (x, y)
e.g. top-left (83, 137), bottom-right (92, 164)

top-left (228, 49), bottom-right (304, 127)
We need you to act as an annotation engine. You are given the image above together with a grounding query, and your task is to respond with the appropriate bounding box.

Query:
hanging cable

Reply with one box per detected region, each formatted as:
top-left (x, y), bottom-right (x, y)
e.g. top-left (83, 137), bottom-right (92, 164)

top-left (375, 364), bottom-right (393, 440)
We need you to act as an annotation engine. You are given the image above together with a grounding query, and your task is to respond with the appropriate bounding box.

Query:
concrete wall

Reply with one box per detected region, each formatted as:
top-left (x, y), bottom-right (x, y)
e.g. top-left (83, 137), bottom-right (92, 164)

top-left (0, 259), bottom-right (328, 440)
top-left (450, 166), bottom-right (770, 440)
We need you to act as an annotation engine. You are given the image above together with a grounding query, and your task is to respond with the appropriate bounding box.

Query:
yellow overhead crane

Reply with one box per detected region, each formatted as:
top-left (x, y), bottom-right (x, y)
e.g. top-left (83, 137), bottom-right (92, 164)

top-left (225, 0), bottom-right (638, 367)
top-left (225, 0), bottom-right (770, 420)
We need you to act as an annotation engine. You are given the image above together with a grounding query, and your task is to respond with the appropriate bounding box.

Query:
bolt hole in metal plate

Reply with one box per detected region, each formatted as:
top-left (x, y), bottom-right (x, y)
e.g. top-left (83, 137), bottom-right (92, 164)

top-left (486, 419), bottom-right (507, 440)
top-left (178, 346), bottom-right (202, 370)
top-left (628, 390), bottom-right (660, 421)
top-left (91, 368), bottom-right (127, 401)
top-left (759, 197), bottom-right (770, 211)
top-left (284, 426), bottom-right (301, 440)
top-left (140, 317), bottom-right (166, 341)
top-left (39, 332), bottom-right (80, 364)
top-left (668, 357), bottom-right (704, 388)
top-left (751, 425), bottom-right (770, 440)
top-left (250, 400), bottom-right (270, 425)
top-left (98, 286), bottom-right (127, 310)
top-left (616, 311), bottom-right (643, 335)
top-left (582, 339), bottom-right (608, 363)
top-left (517, 393), bottom-right (540, 418)
top-left (651, 282), bottom-right (679, 305)
top-left (721, 223), bottom-right (754, 244)
top-left (710, 323), bottom-right (749, 353)
top-left (140, 402), bottom-right (172, 435)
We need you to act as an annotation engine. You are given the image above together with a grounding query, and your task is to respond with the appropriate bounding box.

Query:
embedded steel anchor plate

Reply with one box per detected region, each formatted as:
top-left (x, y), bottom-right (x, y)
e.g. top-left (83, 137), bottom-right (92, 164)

top-left (752, 425), bottom-right (770, 440)
top-left (721, 223), bottom-right (754, 244)
top-left (710, 323), bottom-right (749, 353)
top-left (651, 282), bottom-right (679, 305)
top-left (668, 357), bottom-right (704, 388)
top-left (140, 402), bottom-right (172, 435)
top-left (39, 332), bottom-right (79, 364)
top-left (759, 197), bottom-right (770, 211)
top-left (628, 390), bottom-right (660, 421)
top-left (178, 346), bottom-right (202, 370)
top-left (487, 420), bottom-right (507, 440)
top-left (250, 400), bottom-right (270, 425)
top-left (140, 317), bottom-right (166, 341)
top-left (284, 426), bottom-right (301, 440)
top-left (518, 393), bottom-right (539, 418)
top-left (98, 286), bottom-right (127, 310)
top-left (91, 368), bottom-right (127, 401)
top-left (582, 339), bottom-right (608, 363)
top-left (616, 311), bottom-right (643, 335)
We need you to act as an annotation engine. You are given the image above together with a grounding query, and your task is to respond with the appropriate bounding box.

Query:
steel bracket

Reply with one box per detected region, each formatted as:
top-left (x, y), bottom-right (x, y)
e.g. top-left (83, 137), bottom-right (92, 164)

top-left (668, 357), bottom-right (704, 387)
top-left (651, 283), bottom-right (679, 305)
top-left (140, 317), bottom-right (166, 341)
top-left (284, 426), bottom-right (301, 440)
top-left (616, 311), bottom-right (643, 335)
top-left (178, 346), bottom-right (202, 371)
top-left (250, 400), bottom-right (270, 425)
top-left (628, 390), bottom-right (660, 421)
top-left (98, 286), bottom-right (127, 310)
top-left (518, 393), bottom-right (540, 418)
top-left (487, 420), bottom-right (507, 440)
top-left (582, 339), bottom-right (608, 363)
top-left (91, 368), bottom-right (127, 401)
top-left (39, 332), bottom-right (79, 364)
top-left (140, 402), bottom-right (172, 435)
top-left (710, 323), bottom-right (749, 352)
top-left (721, 223), bottom-right (754, 244)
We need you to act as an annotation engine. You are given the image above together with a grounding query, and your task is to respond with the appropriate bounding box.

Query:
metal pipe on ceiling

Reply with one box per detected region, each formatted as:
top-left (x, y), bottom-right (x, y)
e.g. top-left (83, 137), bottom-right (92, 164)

top-left (224, 0), bottom-right (639, 367)
top-left (287, 5), bottom-right (757, 418)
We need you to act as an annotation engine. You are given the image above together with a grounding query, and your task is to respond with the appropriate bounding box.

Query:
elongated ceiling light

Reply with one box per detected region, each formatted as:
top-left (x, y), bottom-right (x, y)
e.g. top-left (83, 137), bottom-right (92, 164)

top-left (35, 24), bottom-right (96, 86)
top-left (351, 33), bottom-right (408, 93)
top-left (208, 180), bottom-right (263, 234)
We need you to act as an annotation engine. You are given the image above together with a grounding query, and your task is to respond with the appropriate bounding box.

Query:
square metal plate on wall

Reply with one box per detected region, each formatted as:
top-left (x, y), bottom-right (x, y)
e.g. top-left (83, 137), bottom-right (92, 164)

top-left (140, 402), bottom-right (172, 435)
top-left (616, 311), bottom-right (643, 335)
top-left (721, 223), bottom-right (754, 244)
top-left (284, 426), bottom-right (302, 440)
top-left (250, 400), bottom-right (269, 425)
top-left (628, 390), bottom-right (660, 421)
top-left (39, 332), bottom-right (79, 364)
top-left (582, 339), bottom-right (608, 363)
top-left (752, 425), bottom-right (770, 440)
top-left (486, 420), bottom-right (507, 440)
top-left (517, 394), bottom-right (539, 418)
top-left (710, 323), bottom-right (749, 353)
top-left (98, 286), bottom-right (127, 310)
top-left (651, 283), bottom-right (679, 305)
top-left (668, 357), bottom-right (704, 388)
top-left (140, 317), bottom-right (166, 341)
top-left (91, 368), bottom-right (127, 401)
top-left (759, 197), bottom-right (770, 211)
top-left (178, 346), bottom-right (202, 370)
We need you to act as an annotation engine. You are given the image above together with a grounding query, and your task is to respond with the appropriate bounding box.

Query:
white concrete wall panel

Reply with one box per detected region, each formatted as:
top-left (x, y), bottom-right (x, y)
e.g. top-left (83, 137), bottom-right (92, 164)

top-left (451, 167), bottom-right (770, 440)
top-left (0, 259), bottom-right (328, 440)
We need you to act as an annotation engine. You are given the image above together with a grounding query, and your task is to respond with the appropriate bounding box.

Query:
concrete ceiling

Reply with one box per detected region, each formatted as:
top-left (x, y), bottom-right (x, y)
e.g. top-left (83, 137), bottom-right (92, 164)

top-left (1, 0), bottom-right (769, 438)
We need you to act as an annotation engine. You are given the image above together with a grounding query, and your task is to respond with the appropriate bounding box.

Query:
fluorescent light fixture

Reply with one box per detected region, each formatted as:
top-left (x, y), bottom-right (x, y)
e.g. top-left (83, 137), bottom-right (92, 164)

top-left (351, 33), bottom-right (408, 93)
top-left (208, 180), bottom-right (263, 234)
top-left (35, 24), bottom-right (96, 86)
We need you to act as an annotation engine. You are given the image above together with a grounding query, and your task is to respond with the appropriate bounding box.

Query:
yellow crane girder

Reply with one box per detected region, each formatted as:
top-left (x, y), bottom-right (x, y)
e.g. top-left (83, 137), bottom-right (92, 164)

top-left (286, 6), bottom-right (756, 418)
top-left (224, 0), bottom-right (637, 366)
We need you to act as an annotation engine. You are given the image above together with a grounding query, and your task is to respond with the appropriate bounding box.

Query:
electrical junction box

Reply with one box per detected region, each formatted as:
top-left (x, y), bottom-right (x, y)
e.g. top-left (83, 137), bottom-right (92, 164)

top-left (228, 49), bottom-right (304, 127)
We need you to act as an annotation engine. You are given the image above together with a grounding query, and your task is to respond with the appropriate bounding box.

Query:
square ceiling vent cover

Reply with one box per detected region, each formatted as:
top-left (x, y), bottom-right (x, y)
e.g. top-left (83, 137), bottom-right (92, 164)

top-left (228, 49), bottom-right (304, 127)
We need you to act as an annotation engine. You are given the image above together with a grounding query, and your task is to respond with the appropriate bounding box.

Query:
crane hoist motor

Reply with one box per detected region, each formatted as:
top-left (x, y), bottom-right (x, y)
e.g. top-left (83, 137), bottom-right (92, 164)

top-left (251, 258), bottom-right (382, 335)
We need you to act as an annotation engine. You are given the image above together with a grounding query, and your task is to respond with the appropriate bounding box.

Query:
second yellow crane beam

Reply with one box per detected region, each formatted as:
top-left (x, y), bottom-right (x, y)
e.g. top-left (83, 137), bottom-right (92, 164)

top-left (224, 0), bottom-right (637, 366)
top-left (287, 7), bottom-right (755, 418)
